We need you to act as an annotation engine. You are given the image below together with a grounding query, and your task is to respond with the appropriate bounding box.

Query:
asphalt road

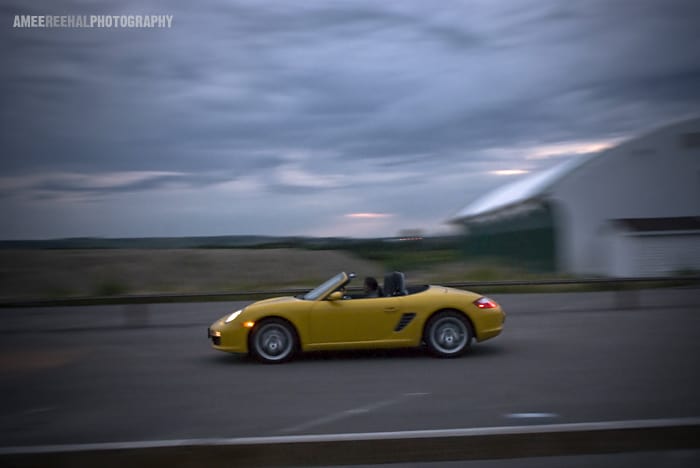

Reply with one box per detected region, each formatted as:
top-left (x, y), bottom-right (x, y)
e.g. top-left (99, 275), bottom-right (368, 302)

top-left (0, 288), bottom-right (698, 451)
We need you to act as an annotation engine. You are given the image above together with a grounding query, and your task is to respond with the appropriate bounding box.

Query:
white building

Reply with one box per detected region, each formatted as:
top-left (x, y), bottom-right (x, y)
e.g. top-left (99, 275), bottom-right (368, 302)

top-left (450, 117), bottom-right (700, 277)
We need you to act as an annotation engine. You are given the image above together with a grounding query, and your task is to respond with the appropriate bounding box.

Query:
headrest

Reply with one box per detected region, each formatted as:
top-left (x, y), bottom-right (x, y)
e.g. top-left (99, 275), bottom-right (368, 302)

top-left (383, 271), bottom-right (407, 296)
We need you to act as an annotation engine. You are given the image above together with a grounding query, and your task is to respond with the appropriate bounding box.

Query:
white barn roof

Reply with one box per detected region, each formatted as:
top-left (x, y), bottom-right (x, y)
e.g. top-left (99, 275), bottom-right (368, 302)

top-left (450, 153), bottom-right (595, 222)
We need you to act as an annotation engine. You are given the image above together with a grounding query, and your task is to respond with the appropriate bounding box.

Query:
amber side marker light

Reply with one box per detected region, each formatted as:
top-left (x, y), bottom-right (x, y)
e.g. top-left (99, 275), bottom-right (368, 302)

top-left (474, 297), bottom-right (498, 309)
top-left (243, 321), bottom-right (255, 328)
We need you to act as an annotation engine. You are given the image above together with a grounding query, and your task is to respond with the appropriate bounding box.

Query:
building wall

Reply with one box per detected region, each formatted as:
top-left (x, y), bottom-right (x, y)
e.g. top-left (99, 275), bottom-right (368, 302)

top-left (607, 230), bottom-right (634, 277)
top-left (549, 118), bottom-right (700, 276)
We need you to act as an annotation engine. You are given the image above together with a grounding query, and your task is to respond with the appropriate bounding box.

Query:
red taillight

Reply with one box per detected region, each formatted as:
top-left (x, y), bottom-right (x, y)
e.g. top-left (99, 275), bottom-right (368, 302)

top-left (474, 297), bottom-right (498, 309)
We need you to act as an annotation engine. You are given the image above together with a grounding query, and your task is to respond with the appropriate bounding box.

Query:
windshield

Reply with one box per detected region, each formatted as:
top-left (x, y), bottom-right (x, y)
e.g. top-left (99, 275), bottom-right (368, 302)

top-left (303, 272), bottom-right (347, 300)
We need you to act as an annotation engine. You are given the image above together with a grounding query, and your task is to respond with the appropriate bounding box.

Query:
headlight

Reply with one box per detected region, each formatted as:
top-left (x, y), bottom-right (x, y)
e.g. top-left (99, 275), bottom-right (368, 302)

top-left (225, 309), bottom-right (243, 323)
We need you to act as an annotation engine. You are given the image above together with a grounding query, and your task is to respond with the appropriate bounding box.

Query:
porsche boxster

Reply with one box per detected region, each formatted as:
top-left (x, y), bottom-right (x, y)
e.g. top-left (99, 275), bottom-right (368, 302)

top-left (208, 271), bottom-right (505, 363)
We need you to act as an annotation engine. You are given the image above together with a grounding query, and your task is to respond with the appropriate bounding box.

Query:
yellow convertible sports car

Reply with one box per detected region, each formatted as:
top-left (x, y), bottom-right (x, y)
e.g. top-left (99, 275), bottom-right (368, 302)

top-left (208, 272), bottom-right (505, 363)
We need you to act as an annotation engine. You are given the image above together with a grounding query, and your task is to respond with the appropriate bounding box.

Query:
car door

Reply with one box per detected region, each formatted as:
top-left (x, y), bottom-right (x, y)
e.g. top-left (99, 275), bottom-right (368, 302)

top-left (308, 296), bottom-right (401, 347)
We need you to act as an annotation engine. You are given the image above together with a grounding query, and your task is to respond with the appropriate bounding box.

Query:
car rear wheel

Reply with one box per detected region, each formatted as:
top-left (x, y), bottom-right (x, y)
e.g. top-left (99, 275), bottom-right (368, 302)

top-left (250, 318), bottom-right (297, 363)
top-left (425, 311), bottom-right (472, 358)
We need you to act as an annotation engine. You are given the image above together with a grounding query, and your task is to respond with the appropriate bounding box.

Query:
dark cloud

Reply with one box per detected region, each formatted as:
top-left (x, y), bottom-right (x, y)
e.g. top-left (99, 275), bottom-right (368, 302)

top-left (1, 0), bottom-right (699, 238)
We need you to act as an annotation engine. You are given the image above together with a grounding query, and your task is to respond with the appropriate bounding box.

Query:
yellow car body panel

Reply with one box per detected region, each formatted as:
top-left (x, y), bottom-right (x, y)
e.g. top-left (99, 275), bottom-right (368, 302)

top-left (208, 272), bottom-right (505, 358)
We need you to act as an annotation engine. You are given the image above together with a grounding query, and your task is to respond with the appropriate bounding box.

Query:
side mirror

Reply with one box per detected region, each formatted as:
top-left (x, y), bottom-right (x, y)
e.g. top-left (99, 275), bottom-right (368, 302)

top-left (328, 291), bottom-right (343, 301)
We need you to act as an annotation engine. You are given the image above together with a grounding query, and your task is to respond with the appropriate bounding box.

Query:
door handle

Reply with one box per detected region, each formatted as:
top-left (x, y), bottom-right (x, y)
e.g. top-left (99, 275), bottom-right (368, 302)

top-left (384, 307), bottom-right (398, 313)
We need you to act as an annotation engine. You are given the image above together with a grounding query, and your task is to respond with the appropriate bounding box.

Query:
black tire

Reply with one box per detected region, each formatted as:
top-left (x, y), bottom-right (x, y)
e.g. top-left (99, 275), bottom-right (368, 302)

top-left (424, 311), bottom-right (473, 358)
top-left (249, 318), bottom-right (298, 364)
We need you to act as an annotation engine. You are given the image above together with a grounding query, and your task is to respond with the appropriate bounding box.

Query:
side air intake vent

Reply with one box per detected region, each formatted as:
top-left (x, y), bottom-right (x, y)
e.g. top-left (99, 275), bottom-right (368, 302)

top-left (394, 313), bottom-right (416, 332)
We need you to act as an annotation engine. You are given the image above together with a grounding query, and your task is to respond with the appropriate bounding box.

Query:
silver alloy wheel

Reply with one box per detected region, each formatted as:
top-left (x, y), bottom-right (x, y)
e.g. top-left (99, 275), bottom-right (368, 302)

top-left (253, 322), bottom-right (294, 362)
top-left (428, 315), bottom-right (469, 355)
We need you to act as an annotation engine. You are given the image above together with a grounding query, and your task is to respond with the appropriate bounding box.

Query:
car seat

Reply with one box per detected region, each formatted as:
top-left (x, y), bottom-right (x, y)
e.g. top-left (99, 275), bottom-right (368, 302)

top-left (383, 271), bottom-right (408, 296)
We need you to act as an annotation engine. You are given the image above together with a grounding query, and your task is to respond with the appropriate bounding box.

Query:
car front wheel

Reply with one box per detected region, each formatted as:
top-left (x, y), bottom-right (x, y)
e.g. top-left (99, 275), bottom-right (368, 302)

top-left (425, 311), bottom-right (472, 358)
top-left (250, 318), bottom-right (297, 363)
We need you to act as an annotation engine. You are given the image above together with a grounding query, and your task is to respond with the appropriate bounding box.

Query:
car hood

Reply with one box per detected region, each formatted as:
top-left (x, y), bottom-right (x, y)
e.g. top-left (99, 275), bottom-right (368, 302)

top-left (248, 296), bottom-right (300, 309)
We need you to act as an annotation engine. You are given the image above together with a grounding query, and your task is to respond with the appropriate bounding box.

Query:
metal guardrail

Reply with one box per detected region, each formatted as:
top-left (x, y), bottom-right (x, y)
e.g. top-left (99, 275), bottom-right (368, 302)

top-left (0, 276), bottom-right (698, 308)
top-left (441, 276), bottom-right (700, 288)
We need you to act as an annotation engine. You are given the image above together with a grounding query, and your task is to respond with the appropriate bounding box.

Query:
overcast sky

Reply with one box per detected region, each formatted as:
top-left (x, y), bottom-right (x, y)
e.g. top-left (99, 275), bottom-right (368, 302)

top-left (1, 0), bottom-right (699, 239)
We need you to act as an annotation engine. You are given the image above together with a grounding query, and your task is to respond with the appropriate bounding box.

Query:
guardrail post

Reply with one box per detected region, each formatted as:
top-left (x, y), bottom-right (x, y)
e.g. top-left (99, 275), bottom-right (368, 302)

top-left (123, 303), bottom-right (149, 328)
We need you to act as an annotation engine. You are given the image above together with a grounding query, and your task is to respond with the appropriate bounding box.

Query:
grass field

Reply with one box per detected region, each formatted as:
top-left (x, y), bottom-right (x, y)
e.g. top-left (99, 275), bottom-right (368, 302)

top-left (0, 247), bottom-right (550, 301)
top-left (3, 247), bottom-right (690, 302)
top-left (0, 249), bottom-right (386, 300)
